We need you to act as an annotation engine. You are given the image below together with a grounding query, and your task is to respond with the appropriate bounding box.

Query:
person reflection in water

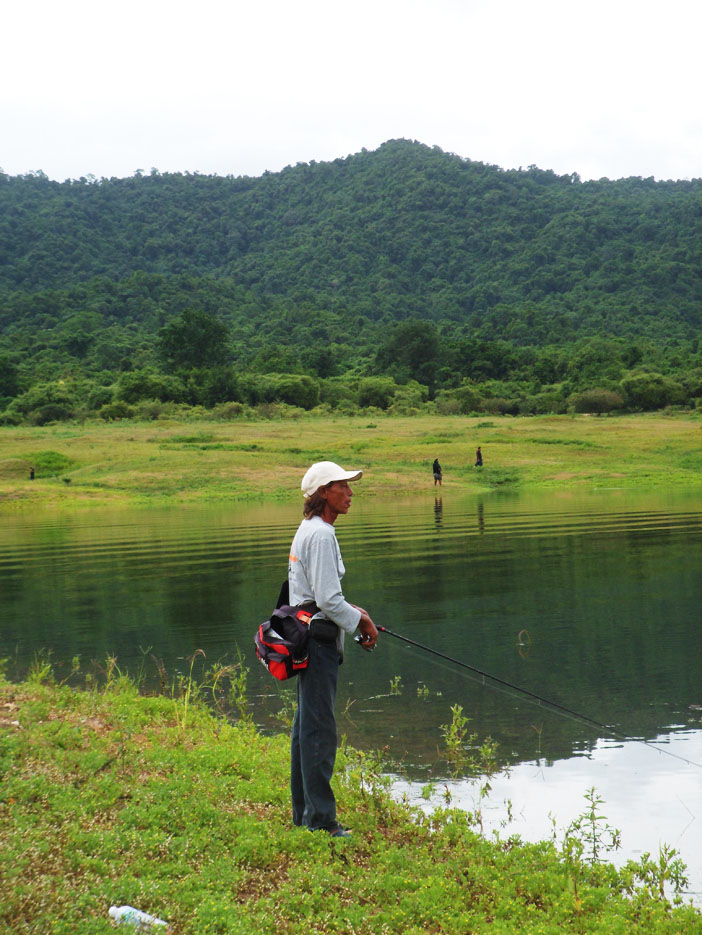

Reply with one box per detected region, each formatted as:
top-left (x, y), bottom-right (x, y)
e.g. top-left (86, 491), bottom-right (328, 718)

top-left (434, 496), bottom-right (443, 529)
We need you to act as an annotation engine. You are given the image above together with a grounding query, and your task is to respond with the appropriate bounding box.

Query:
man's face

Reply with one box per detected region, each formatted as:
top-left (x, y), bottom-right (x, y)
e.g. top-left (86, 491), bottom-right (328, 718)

top-left (323, 480), bottom-right (353, 516)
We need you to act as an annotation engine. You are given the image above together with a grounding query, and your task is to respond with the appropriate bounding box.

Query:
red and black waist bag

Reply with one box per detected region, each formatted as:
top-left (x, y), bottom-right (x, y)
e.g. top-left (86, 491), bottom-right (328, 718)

top-left (255, 603), bottom-right (319, 681)
top-left (255, 580), bottom-right (339, 681)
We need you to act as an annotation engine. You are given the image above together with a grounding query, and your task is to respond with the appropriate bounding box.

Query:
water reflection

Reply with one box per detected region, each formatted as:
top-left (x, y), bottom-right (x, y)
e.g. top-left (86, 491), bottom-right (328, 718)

top-left (2, 492), bottom-right (701, 760)
top-left (395, 729), bottom-right (702, 905)
top-left (1, 490), bottom-right (701, 900)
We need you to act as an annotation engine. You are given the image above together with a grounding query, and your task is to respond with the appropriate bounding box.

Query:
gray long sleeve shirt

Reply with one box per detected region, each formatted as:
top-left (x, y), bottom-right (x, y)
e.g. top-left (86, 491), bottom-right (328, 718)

top-left (288, 515), bottom-right (361, 656)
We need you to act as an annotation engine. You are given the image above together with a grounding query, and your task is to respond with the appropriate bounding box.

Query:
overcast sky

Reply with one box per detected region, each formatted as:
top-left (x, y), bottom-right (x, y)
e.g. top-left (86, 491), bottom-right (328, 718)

top-left (2, 0), bottom-right (700, 183)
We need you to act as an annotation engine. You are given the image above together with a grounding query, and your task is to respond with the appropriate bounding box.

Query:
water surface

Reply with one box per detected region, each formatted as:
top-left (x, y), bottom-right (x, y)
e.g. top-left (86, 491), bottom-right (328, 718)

top-left (1, 489), bottom-right (700, 900)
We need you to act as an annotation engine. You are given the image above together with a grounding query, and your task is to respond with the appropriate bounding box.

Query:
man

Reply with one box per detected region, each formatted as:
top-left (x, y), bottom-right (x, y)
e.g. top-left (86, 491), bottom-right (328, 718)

top-left (288, 461), bottom-right (378, 837)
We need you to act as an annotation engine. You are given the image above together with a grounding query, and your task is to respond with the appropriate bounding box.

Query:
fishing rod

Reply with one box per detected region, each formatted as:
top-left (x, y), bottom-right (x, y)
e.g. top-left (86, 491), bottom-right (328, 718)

top-left (370, 625), bottom-right (702, 769)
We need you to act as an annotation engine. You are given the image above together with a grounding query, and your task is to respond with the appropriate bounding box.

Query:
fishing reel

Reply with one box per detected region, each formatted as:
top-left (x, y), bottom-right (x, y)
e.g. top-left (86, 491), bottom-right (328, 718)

top-left (354, 633), bottom-right (375, 651)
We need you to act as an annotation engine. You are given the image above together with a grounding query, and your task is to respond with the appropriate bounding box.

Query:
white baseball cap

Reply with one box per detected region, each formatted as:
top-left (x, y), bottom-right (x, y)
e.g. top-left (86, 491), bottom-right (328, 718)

top-left (301, 461), bottom-right (363, 498)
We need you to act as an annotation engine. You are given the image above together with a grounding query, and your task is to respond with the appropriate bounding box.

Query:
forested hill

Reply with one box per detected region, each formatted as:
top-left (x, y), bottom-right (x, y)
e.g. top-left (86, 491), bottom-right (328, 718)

top-left (1, 139), bottom-right (701, 422)
top-left (2, 139), bottom-right (701, 341)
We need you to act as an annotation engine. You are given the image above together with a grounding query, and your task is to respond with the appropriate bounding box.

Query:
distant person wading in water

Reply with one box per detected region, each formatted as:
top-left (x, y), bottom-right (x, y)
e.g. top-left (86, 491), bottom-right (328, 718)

top-left (475, 447), bottom-right (483, 467)
top-left (432, 459), bottom-right (442, 486)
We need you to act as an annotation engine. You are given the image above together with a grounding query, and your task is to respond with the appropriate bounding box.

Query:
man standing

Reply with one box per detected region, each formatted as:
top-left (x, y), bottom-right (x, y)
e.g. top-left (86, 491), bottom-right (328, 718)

top-left (288, 461), bottom-right (378, 837)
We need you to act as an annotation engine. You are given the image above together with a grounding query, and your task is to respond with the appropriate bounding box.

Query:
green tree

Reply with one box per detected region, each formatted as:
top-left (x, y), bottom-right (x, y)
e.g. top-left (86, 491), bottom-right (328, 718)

top-left (158, 309), bottom-right (230, 371)
top-left (619, 372), bottom-right (684, 410)
top-left (8, 381), bottom-right (76, 417)
top-left (274, 374), bottom-right (320, 409)
top-left (199, 367), bottom-right (241, 407)
top-left (0, 355), bottom-right (19, 398)
top-left (116, 370), bottom-right (186, 404)
top-left (358, 376), bottom-right (396, 409)
top-left (566, 338), bottom-right (624, 388)
top-left (375, 320), bottom-right (441, 391)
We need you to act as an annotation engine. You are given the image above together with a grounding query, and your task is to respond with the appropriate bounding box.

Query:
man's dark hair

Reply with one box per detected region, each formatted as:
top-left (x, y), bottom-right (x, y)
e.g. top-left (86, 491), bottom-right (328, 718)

top-left (303, 488), bottom-right (327, 518)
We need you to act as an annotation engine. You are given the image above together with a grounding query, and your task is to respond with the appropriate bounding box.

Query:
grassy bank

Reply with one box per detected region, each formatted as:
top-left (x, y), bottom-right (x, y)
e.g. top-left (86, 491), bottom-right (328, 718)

top-left (1, 411), bottom-right (700, 508)
top-left (1, 671), bottom-right (700, 935)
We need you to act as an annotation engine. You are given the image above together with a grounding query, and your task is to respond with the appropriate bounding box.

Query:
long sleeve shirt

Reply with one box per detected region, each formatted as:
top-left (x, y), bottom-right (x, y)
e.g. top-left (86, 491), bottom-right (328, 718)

top-left (288, 515), bottom-right (361, 656)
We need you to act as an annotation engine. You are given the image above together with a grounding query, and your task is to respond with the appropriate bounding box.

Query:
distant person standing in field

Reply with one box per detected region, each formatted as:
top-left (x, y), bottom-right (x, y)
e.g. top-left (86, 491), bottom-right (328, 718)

top-left (475, 446), bottom-right (483, 467)
top-left (432, 458), bottom-right (442, 486)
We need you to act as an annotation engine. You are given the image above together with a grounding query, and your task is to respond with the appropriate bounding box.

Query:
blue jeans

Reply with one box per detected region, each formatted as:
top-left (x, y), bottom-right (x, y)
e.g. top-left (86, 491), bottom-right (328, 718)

top-left (290, 637), bottom-right (339, 830)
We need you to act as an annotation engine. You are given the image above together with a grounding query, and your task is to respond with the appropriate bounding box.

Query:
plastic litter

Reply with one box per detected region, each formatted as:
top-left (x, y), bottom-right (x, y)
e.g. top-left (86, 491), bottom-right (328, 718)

top-left (108, 905), bottom-right (168, 929)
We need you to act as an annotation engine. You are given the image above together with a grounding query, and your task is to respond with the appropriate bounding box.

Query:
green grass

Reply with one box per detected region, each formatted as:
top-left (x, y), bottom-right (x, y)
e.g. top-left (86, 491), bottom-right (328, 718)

top-left (25, 449), bottom-right (76, 477)
top-left (1, 671), bottom-right (699, 934)
top-left (0, 411), bottom-right (700, 509)
top-left (526, 437), bottom-right (600, 448)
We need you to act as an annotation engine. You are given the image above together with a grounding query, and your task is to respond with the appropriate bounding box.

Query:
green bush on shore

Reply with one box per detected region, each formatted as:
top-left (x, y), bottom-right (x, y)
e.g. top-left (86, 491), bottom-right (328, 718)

top-left (1, 668), bottom-right (699, 935)
top-left (3, 366), bottom-right (702, 427)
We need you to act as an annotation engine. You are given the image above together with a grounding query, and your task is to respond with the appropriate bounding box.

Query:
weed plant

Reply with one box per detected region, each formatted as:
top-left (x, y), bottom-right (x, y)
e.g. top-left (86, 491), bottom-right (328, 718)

top-left (1, 661), bottom-right (700, 934)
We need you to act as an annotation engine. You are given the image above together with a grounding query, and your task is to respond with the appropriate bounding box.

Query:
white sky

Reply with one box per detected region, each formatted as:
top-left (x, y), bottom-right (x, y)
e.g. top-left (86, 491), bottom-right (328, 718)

top-left (2, 0), bottom-right (701, 183)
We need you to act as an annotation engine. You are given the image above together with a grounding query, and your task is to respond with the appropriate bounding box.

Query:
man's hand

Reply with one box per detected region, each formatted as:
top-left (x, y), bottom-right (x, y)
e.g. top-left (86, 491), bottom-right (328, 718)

top-left (357, 611), bottom-right (378, 650)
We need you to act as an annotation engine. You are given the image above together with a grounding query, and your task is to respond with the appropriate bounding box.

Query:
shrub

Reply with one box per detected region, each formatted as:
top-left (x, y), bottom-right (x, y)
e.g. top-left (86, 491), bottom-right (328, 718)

top-left (434, 384), bottom-right (483, 415)
top-left (185, 367), bottom-right (241, 407)
top-left (481, 397), bottom-right (519, 415)
top-left (133, 399), bottom-right (170, 421)
top-left (434, 394), bottom-right (463, 415)
top-left (85, 385), bottom-right (115, 410)
top-left (26, 450), bottom-right (74, 477)
top-left (0, 410), bottom-right (22, 426)
top-left (681, 368), bottom-right (702, 400)
top-left (211, 402), bottom-right (247, 421)
top-left (8, 381), bottom-right (76, 417)
top-left (29, 404), bottom-right (74, 425)
top-left (571, 388), bottom-right (624, 414)
top-left (309, 403), bottom-right (334, 417)
top-left (517, 390), bottom-right (568, 415)
top-left (357, 377), bottom-right (396, 410)
top-left (620, 372), bottom-right (685, 411)
top-left (99, 401), bottom-right (135, 421)
top-left (454, 384), bottom-right (484, 413)
top-left (254, 402), bottom-right (304, 419)
top-left (319, 380), bottom-right (358, 409)
top-left (240, 373), bottom-right (320, 410)
top-left (116, 371), bottom-right (186, 404)
top-left (272, 375), bottom-right (320, 410)
top-left (389, 380), bottom-right (428, 415)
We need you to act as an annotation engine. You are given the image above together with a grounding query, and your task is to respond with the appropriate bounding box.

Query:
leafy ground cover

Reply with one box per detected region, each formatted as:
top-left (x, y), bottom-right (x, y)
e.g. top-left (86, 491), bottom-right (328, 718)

top-left (1, 668), bottom-right (700, 935)
top-left (0, 411), bottom-right (700, 509)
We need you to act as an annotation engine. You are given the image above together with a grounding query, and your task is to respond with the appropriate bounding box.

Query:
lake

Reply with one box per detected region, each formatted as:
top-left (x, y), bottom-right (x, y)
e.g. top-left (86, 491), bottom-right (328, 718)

top-left (1, 489), bottom-right (701, 902)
